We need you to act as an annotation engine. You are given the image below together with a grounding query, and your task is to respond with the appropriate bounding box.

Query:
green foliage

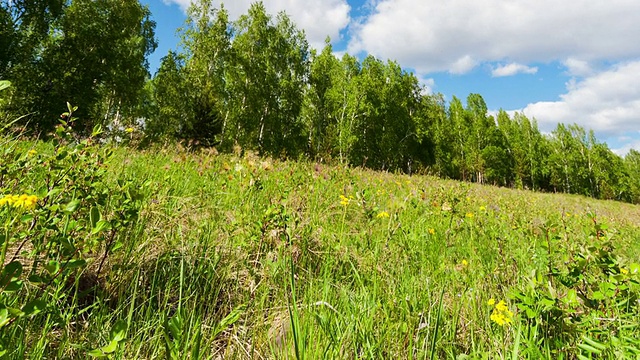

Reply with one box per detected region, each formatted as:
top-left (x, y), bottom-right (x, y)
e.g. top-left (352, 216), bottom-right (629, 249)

top-left (3, 0), bottom-right (639, 204)
top-left (225, 2), bottom-right (309, 155)
top-left (1, 0), bottom-right (156, 133)
top-left (148, 51), bottom-right (190, 141)
top-left (513, 213), bottom-right (640, 357)
top-left (624, 149), bottom-right (640, 203)
top-left (0, 103), bottom-right (147, 357)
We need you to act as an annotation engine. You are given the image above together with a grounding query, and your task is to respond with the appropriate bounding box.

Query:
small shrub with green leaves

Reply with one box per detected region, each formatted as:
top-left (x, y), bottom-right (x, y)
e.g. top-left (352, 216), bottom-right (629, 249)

top-left (513, 213), bottom-right (640, 358)
top-left (0, 103), bottom-right (147, 357)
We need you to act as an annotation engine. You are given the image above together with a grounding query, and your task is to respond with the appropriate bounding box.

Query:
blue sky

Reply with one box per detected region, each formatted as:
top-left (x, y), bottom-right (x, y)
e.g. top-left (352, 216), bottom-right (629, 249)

top-left (141, 0), bottom-right (640, 154)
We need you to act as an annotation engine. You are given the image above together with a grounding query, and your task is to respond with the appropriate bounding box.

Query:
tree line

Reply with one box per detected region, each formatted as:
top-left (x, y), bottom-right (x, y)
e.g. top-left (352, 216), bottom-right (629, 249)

top-left (1, 0), bottom-right (639, 203)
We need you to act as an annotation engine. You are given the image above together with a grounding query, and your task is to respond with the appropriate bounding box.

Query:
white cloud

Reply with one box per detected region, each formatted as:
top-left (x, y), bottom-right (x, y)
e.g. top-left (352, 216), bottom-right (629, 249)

top-left (563, 58), bottom-right (594, 77)
top-left (168, 0), bottom-right (351, 50)
top-left (417, 76), bottom-right (435, 94)
top-left (518, 61), bottom-right (640, 138)
top-left (449, 55), bottom-right (477, 75)
top-left (491, 63), bottom-right (538, 77)
top-left (348, 0), bottom-right (640, 74)
top-left (612, 137), bottom-right (640, 156)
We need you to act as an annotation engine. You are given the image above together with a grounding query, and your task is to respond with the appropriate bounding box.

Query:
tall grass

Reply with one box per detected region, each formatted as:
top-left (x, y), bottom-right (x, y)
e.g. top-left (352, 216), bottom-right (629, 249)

top-left (2, 140), bottom-right (640, 359)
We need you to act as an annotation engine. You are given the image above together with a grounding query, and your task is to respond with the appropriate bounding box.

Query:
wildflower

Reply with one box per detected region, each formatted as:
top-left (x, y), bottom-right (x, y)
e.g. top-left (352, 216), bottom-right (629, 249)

top-left (340, 195), bottom-right (350, 206)
top-left (495, 300), bottom-right (509, 312)
top-left (428, 228), bottom-right (435, 235)
top-left (0, 196), bottom-right (12, 206)
top-left (455, 259), bottom-right (469, 272)
top-left (465, 212), bottom-right (474, 218)
top-left (125, 127), bottom-right (135, 133)
top-left (0, 194), bottom-right (38, 209)
top-left (479, 206), bottom-right (486, 212)
top-left (621, 268), bottom-right (629, 275)
top-left (376, 211), bottom-right (390, 218)
top-left (488, 299), bottom-right (513, 327)
top-left (28, 149), bottom-right (37, 157)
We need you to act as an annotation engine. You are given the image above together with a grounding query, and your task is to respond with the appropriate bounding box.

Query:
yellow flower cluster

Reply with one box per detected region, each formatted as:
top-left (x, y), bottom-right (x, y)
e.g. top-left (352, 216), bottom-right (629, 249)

top-left (487, 299), bottom-right (513, 326)
top-left (0, 194), bottom-right (39, 210)
top-left (339, 195), bottom-right (353, 206)
top-left (376, 211), bottom-right (390, 218)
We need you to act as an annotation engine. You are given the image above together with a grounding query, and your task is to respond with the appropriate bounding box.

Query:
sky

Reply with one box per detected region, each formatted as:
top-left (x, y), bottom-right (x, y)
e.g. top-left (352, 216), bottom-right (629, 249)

top-left (141, 0), bottom-right (640, 155)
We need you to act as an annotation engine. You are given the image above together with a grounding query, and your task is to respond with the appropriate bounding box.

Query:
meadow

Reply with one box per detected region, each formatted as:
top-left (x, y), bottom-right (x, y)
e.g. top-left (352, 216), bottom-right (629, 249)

top-left (1, 127), bottom-right (640, 359)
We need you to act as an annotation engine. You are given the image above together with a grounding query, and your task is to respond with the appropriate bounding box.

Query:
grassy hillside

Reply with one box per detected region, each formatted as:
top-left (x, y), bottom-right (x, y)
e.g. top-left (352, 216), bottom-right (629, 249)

top-left (2, 137), bottom-right (640, 359)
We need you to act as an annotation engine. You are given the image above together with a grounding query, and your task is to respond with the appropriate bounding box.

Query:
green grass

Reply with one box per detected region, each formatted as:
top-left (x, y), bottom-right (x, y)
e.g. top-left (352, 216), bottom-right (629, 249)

top-left (3, 141), bottom-right (640, 359)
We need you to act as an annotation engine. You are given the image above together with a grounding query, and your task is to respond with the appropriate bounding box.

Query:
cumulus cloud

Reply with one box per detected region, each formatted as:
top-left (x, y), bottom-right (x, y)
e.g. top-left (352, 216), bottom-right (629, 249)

top-left (449, 55), bottom-right (477, 75)
top-left (348, 0), bottom-right (640, 74)
top-left (491, 63), bottom-right (538, 77)
top-left (612, 137), bottom-right (640, 156)
top-left (563, 58), bottom-right (595, 77)
top-left (518, 61), bottom-right (640, 138)
top-left (167, 0), bottom-right (351, 50)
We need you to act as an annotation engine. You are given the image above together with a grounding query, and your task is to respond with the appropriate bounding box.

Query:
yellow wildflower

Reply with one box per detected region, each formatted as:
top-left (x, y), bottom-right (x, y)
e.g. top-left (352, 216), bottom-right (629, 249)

top-left (376, 211), bottom-right (390, 218)
top-left (621, 268), bottom-right (629, 275)
top-left (28, 149), bottom-right (37, 157)
top-left (495, 300), bottom-right (509, 312)
top-left (340, 195), bottom-right (351, 206)
top-left (479, 206), bottom-right (486, 211)
top-left (487, 298), bottom-right (496, 306)
top-left (125, 127), bottom-right (135, 133)
top-left (0, 194), bottom-right (38, 209)
top-left (465, 212), bottom-right (474, 218)
top-left (488, 300), bottom-right (513, 327)
top-left (0, 196), bottom-right (11, 206)
top-left (490, 309), bottom-right (513, 326)
top-left (461, 259), bottom-right (468, 267)
top-left (428, 228), bottom-right (435, 235)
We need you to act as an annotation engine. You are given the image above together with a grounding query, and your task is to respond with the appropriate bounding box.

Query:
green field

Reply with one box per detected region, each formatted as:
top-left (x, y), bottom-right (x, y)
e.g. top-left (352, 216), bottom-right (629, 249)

top-left (1, 135), bottom-right (640, 359)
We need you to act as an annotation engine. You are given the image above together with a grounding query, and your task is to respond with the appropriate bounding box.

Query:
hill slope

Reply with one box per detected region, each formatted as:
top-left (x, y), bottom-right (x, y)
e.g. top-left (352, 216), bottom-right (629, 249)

top-left (3, 140), bottom-right (640, 359)
top-left (117, 145), bottom-right (640, 358)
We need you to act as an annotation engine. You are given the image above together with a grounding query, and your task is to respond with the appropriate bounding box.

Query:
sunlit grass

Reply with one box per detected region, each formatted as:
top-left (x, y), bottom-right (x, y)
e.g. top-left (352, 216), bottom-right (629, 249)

top-left (3, 140), bottom-right (640, 358)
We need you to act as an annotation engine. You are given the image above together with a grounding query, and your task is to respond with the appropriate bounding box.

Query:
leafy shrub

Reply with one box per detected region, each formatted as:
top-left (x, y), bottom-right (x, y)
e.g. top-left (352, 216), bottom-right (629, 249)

top-left (513, 213), bottom-right (640, 357)
top-left (0, 103), bottom-right (147, 357)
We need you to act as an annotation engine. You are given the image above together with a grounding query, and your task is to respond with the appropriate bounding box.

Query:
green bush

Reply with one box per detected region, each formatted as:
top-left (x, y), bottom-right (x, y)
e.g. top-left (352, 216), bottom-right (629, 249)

top-left (0, 103), bottom-right (147, 357)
